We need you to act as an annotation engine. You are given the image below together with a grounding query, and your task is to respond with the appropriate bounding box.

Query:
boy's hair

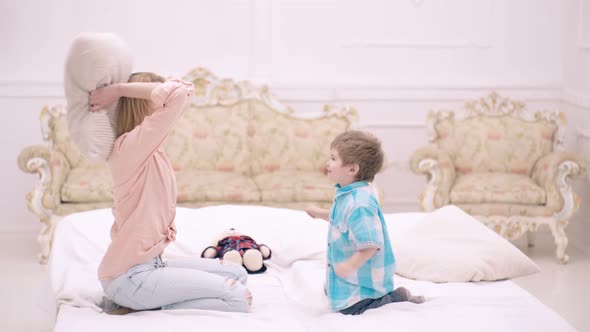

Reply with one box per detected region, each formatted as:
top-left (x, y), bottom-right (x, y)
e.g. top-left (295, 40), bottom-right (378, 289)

top-left (331, 130), bottom-right (384, 182)
top-left (116, 72), bottom-right (166, 137)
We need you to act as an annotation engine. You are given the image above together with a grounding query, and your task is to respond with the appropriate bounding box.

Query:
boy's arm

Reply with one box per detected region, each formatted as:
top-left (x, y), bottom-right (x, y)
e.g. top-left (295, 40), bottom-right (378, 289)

top-left (305, 206), bottom-right (330, 221)
top-left (334, 248), bottom-right (378, 278)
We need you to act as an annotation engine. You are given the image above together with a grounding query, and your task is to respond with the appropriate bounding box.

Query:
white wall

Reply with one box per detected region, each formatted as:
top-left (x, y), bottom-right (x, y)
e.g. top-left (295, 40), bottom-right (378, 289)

top-left (2, 0), bottom-right (587, 256)
top-left (561, 0), bottom-right (590, 255)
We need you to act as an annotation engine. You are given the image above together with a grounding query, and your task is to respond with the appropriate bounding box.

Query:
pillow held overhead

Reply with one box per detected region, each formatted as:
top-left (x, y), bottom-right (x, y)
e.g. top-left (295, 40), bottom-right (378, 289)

top-left (64, 33), bottom-right (133, 161)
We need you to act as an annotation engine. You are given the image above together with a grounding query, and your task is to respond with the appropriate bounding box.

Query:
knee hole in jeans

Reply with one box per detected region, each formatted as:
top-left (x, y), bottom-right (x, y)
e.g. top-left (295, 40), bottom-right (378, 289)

top-left (225, 278), bottom-right (238, 289)
top-left (224, 278), bottom-right (252, 309)
top-left (245, 288), bottom-right (252, 307)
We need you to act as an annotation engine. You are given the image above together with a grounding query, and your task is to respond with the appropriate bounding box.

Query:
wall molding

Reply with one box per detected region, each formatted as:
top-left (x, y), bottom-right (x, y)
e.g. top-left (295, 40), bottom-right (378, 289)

top-left (342, 0), bottom-right (492, 50)
top-left (0, 81), bottom-right (562, 102)
top-left (271, 84), bottom-right (561, 102)
top-left (561, 89), bottom-right (590, 110)
top-left (341, 40), bottom-right (490, 49)
top-left (578, 0), bottom-right (590, 50)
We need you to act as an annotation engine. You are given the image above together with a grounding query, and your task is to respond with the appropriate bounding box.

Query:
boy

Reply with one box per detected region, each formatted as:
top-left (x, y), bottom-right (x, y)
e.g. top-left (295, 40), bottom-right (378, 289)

top-left (306, 130), bottom-right (424, 315)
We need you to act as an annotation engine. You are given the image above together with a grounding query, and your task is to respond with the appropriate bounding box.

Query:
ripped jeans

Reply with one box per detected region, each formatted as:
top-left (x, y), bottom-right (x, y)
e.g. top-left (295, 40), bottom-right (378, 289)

top-left (100, 256), bottom-right (251, 312)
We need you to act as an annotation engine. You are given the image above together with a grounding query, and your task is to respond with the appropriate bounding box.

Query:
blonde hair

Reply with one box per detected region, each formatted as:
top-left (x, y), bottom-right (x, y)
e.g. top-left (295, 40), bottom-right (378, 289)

top-left (331, 130), bottom-right (384, 182)
top-left (116, 72), bottom-right (166, 137)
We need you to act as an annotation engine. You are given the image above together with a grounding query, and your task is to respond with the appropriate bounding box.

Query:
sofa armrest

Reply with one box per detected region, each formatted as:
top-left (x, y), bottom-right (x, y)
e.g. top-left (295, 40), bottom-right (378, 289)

top-left (17, 145), bottom-right (71, 219)
top-left (409, 145), bottom-right (456, 211)
top-left (532, 151), bottom-right (586, 218)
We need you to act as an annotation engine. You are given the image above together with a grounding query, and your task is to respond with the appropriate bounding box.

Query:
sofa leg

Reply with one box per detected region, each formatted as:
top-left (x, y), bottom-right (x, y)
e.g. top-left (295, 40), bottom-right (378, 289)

top-left (550, 221), bottom-right (569, 264)
top-left (37, 216), bottom-right (57, 264)
top-left (526, 231), bottom-right (535, 248)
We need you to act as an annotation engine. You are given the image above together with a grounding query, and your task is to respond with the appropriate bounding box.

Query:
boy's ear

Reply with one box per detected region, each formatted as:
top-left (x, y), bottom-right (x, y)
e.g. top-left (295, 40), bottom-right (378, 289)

top-left (348, 164), bottom-right (360, 177)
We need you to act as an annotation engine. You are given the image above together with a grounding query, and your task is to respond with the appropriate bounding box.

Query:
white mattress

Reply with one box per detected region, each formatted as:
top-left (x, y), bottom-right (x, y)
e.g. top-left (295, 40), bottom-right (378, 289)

top-left (49, 206), bottom-right (575, 332)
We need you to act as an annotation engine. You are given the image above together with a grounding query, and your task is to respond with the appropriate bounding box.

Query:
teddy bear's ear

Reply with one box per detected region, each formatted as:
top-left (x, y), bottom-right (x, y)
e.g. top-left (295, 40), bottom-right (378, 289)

top-left (258, 245), bottom-right (272, 260)
top-left (202, 246), bottom-right (218, 259)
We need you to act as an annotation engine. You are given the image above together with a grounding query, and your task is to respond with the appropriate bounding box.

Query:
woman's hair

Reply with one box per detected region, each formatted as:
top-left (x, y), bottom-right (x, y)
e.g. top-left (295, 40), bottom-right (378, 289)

top-left (116, 72), bottom-right (166, 137)
top-left (330, 130), bottom-right (385, 182)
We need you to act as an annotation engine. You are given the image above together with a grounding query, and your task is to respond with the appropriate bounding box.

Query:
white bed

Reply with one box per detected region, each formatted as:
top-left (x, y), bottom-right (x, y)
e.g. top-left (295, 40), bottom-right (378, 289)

top-left (48, 205), bottom-right (575, 332)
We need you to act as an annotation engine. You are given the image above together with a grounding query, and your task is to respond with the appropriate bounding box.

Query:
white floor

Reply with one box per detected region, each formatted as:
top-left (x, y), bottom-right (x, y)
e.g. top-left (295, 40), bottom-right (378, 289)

top-left (0, 230), bottom-right (589, 332)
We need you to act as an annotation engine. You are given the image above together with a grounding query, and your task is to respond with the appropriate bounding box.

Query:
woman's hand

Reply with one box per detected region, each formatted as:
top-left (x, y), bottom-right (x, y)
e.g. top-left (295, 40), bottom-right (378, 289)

top-left (89, 84), bottom-right (121, 112)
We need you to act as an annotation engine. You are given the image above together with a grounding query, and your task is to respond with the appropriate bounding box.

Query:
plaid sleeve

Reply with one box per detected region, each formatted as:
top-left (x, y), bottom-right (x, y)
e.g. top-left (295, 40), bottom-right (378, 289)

top-left (347, 206), bottom-right (384, 250)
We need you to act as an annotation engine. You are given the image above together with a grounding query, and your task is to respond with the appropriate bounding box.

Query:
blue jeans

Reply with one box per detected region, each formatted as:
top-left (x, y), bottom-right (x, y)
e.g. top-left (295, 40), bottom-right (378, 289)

top-left (339, 289), bottom-right (405, 315)
top-left (100, 256), bottom-right (251, 312)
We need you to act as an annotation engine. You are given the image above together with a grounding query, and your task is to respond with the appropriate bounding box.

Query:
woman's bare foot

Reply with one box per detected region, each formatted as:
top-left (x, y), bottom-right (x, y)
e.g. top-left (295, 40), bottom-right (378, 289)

top-left (106, 306), bottom-right (138, 315)
top-left (394, 287), bottom-right (425, 304)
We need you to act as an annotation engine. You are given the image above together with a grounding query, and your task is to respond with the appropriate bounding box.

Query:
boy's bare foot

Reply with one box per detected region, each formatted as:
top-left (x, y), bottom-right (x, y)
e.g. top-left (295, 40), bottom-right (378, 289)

top-left (106, 306), bottom-right (138, 315)
top-left (394, 287), bottom-right (425, 304)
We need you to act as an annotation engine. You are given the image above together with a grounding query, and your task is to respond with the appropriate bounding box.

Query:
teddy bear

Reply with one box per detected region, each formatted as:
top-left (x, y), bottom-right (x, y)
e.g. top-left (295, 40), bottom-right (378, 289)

top-left (201, 228), bottom-right (272, 274)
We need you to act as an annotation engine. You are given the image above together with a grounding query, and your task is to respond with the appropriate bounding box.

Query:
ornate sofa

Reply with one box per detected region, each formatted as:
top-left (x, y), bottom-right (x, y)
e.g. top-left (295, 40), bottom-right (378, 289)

top-left (410, 92), bottom-right (586, 263)
top-left (18, 68), bottom-right (358, 263)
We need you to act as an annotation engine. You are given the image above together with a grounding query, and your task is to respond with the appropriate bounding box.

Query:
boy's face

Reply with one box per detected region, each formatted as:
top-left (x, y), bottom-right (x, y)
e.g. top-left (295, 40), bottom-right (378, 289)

top-left (327, 148), bottom-right (358, 187)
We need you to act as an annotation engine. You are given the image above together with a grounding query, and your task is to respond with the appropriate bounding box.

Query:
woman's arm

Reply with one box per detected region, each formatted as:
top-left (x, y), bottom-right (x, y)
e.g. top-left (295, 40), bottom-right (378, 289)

top-left (89, 82), bottom-right (161, 111)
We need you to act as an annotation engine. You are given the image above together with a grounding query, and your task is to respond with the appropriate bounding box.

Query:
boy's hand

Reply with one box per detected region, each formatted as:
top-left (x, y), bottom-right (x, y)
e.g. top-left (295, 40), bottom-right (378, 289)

top-left (333, 248), bottom-right (377, 279)
top-left (334, 262), bottom-right (355, 279)
top-left (305, 206), bottom-right (329, 220)
top-left (89, 84), bottom-right (121, 112)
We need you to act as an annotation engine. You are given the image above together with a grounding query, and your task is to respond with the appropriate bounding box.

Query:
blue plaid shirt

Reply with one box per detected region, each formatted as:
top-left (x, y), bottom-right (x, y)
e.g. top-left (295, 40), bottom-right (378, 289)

top-left (325, 181), bottom-right (395, 311)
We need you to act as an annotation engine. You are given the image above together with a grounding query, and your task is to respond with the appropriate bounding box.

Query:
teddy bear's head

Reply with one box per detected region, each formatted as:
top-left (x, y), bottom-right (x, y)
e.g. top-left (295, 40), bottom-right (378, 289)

top-left (201, 228), bottom-right (272, 274)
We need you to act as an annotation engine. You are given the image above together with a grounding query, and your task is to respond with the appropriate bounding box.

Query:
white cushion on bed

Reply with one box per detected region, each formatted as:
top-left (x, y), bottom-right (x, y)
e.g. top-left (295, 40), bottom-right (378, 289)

top-left (389, 205), bottom-right (540, 282)
top-left (64, 33), bottom-right (133, 161)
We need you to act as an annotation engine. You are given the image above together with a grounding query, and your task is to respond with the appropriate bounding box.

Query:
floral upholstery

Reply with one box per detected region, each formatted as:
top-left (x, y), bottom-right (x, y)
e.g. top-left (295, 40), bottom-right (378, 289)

top-left (18, 68), bottom-right (361, 264)
top-left (176, 171), bottom-right (260, 203)
top-left (436, 117), bottom-right (556, 176)
top-left (26, 100), bottom-right (350, 213)
top-left (249, 101), bottom-right (348, 175)
top-left (409, 92), bottom-right (586, 263)
top-left (450, 173), bottom-right (546, 205)
top-left (457, 203), bottom-right (557, 218)
top-left (164, 102), bottom-right (252, 175)
top-left (61, 165), bottom-right (112, 202)
top-left (253, 171), bottom-right (336, 202)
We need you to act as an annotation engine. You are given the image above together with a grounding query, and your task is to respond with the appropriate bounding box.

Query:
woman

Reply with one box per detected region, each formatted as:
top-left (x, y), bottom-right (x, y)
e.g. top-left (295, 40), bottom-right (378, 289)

top-left (90, 72), bottom-right (252, 314)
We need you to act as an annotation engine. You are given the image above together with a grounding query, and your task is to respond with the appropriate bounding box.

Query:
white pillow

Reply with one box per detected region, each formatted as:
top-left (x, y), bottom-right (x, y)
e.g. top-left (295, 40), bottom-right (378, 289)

top-left (387, 205), bottom-right (540, 282)
top-left (64, 33), bottom-right (133, 161)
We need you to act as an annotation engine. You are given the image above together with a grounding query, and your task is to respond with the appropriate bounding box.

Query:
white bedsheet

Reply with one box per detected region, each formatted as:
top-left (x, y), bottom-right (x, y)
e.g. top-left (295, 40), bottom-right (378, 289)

top-left (49, 206), bottom-right (575, 332)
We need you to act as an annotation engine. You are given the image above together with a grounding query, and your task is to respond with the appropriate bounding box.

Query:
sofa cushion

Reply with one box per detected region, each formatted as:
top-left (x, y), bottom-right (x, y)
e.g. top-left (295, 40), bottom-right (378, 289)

top-left (450, 172), bottom-right (546, 205)
top-left (163, 102), bottom-right (251, 175)
top-left (457, 203), bottom-right (556, 218)
top-left (436, 116), bottom-right (556, 175)
top-left (176, 171), bottom-right (260, 203)
top-left (248, 100), bottom-right (349, 175)
top-left (62, 166), bottom-right (113, 203)
top-left (253, 171), bottom-right (335, 202)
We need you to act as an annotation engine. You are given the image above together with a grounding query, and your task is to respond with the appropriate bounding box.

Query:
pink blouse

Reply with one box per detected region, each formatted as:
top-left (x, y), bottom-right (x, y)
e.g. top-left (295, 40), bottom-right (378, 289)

top-left (98, 80), bottom-right (194, 280)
